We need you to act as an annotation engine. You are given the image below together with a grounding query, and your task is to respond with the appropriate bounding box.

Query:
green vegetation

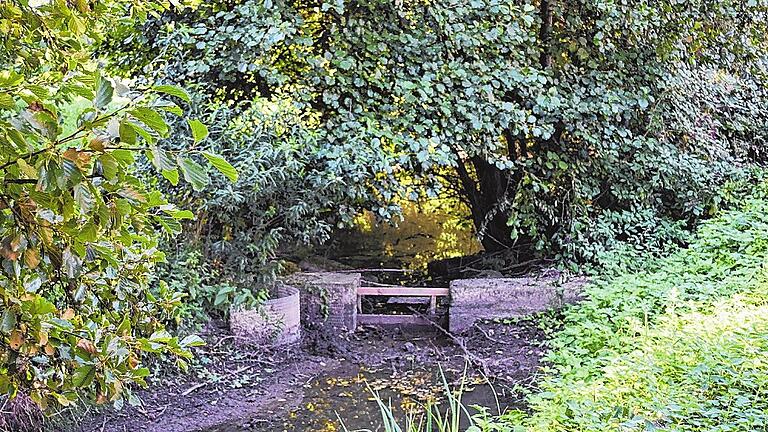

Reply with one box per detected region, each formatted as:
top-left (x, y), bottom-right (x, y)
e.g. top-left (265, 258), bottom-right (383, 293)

top-left (0, 0), bottom-right (235, 411)
top-left (2, 0), bottom-right (768, 429)
top-left (347, 368), bottom-right (510, 432)
top-left (365, 181), bottom-right (768, 431)
top-left (111, 0), bottom-right (768, 263)
top-left (515, 186), bottom-right (768, 431)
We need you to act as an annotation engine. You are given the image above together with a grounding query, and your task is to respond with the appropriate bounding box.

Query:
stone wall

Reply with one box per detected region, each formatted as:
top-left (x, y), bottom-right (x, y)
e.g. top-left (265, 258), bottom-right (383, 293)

top-left (448, 275), bottom-right (587, 333)
top-left (285, 272), bottom-right (360, 333)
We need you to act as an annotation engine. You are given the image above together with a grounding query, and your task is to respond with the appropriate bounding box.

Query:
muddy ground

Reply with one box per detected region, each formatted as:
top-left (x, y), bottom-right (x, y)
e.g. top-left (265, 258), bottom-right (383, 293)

top-left (67, 316), bottom-right (551, 432)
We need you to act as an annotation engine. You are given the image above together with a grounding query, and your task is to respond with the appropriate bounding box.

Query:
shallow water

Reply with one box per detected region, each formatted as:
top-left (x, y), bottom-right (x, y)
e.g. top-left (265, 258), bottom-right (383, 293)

top-left (204, 363), bottom-right (517, 432)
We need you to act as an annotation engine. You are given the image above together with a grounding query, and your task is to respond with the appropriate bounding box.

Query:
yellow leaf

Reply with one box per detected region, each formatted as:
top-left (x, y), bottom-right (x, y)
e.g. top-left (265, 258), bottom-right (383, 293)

top-left (16, 159), bottom-right (37, 179)
top-left (9, 329), bottom-right (24, 350)
top-left (24, 248), bottom-right (40, 269)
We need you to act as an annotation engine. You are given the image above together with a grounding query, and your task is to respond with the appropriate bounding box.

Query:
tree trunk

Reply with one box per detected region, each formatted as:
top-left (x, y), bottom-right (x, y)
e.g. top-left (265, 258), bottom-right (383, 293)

top-left (452, 154), bottom-right (521, 254)
top-left (469, 157), bottom-right (518, 253)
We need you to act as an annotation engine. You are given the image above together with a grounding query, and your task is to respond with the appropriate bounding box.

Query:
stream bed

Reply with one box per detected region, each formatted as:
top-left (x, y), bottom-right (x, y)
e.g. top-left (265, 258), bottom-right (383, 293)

top-left (204, 362), bottom-right (518, 432)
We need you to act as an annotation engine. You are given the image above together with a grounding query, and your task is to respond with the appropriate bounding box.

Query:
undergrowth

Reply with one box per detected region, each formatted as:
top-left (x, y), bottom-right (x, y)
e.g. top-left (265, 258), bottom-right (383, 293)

top-left (510, 187), bottom-right (768, 431)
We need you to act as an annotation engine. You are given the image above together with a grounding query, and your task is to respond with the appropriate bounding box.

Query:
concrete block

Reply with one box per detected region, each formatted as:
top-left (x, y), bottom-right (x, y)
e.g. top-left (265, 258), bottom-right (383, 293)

top-left (230, 284), bottom-right (301, 345)
top-left (448, 276), bottom-right (587, 333)
top-left (285, 272), bottom-right (360, 333)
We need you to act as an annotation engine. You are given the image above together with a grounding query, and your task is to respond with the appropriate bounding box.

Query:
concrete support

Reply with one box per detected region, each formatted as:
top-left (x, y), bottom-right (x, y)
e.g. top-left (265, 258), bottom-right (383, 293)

top-left (448, 276), bottom-right (586, 333)
top-left (286, 272), bottom-right (360, 333)
top-left (230, 284), bottom-right (301, 345)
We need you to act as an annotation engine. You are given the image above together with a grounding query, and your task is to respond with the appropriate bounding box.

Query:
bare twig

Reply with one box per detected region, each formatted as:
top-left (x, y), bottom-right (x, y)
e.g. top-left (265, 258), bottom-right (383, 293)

top-left (472, 323), bottom-right (513, 345)
top-left (406, 307), bottom-right (489, 376)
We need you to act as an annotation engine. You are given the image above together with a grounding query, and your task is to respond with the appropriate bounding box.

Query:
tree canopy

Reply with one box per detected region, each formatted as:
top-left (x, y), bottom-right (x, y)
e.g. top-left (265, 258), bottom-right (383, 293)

top-left (112, 0), bottom-right (768, 262)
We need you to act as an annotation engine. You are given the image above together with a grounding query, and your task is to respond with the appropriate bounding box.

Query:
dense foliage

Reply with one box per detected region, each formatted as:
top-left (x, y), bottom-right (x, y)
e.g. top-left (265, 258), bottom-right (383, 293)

top-left (0, 0), bottom-right (235, 410)
top-left (150, 99), bottom-right (358, 291)
top-left (4, 0), bottom-right (768, 424)
top-left (507, 182), bottom-right (768, 430)
top-left (111, 0), bottom-right (768, 264)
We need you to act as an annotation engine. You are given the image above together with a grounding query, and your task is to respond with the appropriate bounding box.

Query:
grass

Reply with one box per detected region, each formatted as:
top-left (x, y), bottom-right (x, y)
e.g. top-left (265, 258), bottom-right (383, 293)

top-left (341, 367), bottom-right (510, 432)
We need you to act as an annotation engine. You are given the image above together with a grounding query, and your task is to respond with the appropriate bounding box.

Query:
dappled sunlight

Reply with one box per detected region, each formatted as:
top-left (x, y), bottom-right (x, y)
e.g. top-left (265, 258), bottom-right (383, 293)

top-left (338, 199), bottom-right (481, 270)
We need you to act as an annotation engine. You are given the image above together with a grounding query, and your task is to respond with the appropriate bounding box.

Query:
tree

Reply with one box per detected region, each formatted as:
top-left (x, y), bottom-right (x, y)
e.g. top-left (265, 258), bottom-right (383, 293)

top-left (114, 0), bottom-right (768, 261)
top-left (0, 0), bottom-right (235, 411)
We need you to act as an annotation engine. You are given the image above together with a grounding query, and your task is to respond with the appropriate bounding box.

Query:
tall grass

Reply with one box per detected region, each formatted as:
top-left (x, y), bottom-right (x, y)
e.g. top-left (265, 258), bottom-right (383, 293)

top-left (340, 366), bottom-right (506, 432)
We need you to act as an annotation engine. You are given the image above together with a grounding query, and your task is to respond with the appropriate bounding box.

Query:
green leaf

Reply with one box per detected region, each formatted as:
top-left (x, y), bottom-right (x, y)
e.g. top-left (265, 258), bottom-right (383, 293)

top-left (71, 365), bottom-right (96, 388)
top-left (180, 335), bottom-right (206, 347)
top-left (93, 76), bottom-right (114, 109)
top-left (0, 92), bottom-right (15, 110)
top-left (1, 310), bottom-right (17, 332)
top-left (155, 215), bottom-right (182, 234)
top-left (187, 119), bottom-right (208, 143)
top-left (162, 168), bottom-right (179, 186)
top-left (6, 128), bottom-right (26, 149)
top-left (116, 316), bottom-right (131, 335)
top-left (157, 103), bottom-right (183, 116)
top-left (129, 107), bottom-right (169, 137)
top-left (111, 149), bottom-right (135, 164)
top-left (74, 183), bottom-right (95, 213)
top-left (17, 159), bottom-right (37, 179)
top-left (149, 330), bottom-right (172, 343)
top-left (119, 120), bottom-right (137, 145)
top-left (62, 248), bottom-right (82, 280)
top-left (150, 146), bottom-right (175, 171)
top-left (126, 121), bottom-right (155, 144)
top-left (30, 296), bottom-right (56, 315)
top-left (98, 154), bottom-right (118, 180)
top-left (202, 151), bottom-right (238, 183)
top-left (163, 208), bottom-right (194, 220)
top-left (151, 85), bottom-right (191, 102)
top-left (177, 156), bottom-right (209, 191)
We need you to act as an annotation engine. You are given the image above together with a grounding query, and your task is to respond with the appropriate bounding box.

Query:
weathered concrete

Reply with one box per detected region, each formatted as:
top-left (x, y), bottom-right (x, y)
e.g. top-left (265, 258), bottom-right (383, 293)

top-left (230, 285), bottom-right (301, 345)
top-left (448, 275), bottom-right (587, 333)
top-left (285, 272), bottom-right (360, 333)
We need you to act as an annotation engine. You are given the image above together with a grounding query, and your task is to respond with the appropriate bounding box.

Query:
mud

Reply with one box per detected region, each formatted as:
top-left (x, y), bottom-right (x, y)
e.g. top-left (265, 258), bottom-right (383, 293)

top-left (72, 317), bottom-right (550, 432)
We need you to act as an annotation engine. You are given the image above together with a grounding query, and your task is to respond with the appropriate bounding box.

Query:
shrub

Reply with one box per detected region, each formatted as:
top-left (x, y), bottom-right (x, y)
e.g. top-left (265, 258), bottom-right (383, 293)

top-left (0, 0), bottom-right (234, 410)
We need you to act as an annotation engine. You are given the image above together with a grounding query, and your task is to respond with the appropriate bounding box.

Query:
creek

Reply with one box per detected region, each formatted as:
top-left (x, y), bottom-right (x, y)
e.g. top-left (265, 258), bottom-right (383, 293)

top-left (204, 362), bottom-right (518, 432)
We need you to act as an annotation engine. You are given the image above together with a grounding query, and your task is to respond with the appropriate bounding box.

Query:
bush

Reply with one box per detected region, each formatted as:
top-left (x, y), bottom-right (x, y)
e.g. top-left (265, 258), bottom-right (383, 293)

top-left (0, 0), bottom-right (234, 410)
top-left (154, 248), bottom-right (267, 328)
top-left (174, 99), bottom-right (358, 282)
